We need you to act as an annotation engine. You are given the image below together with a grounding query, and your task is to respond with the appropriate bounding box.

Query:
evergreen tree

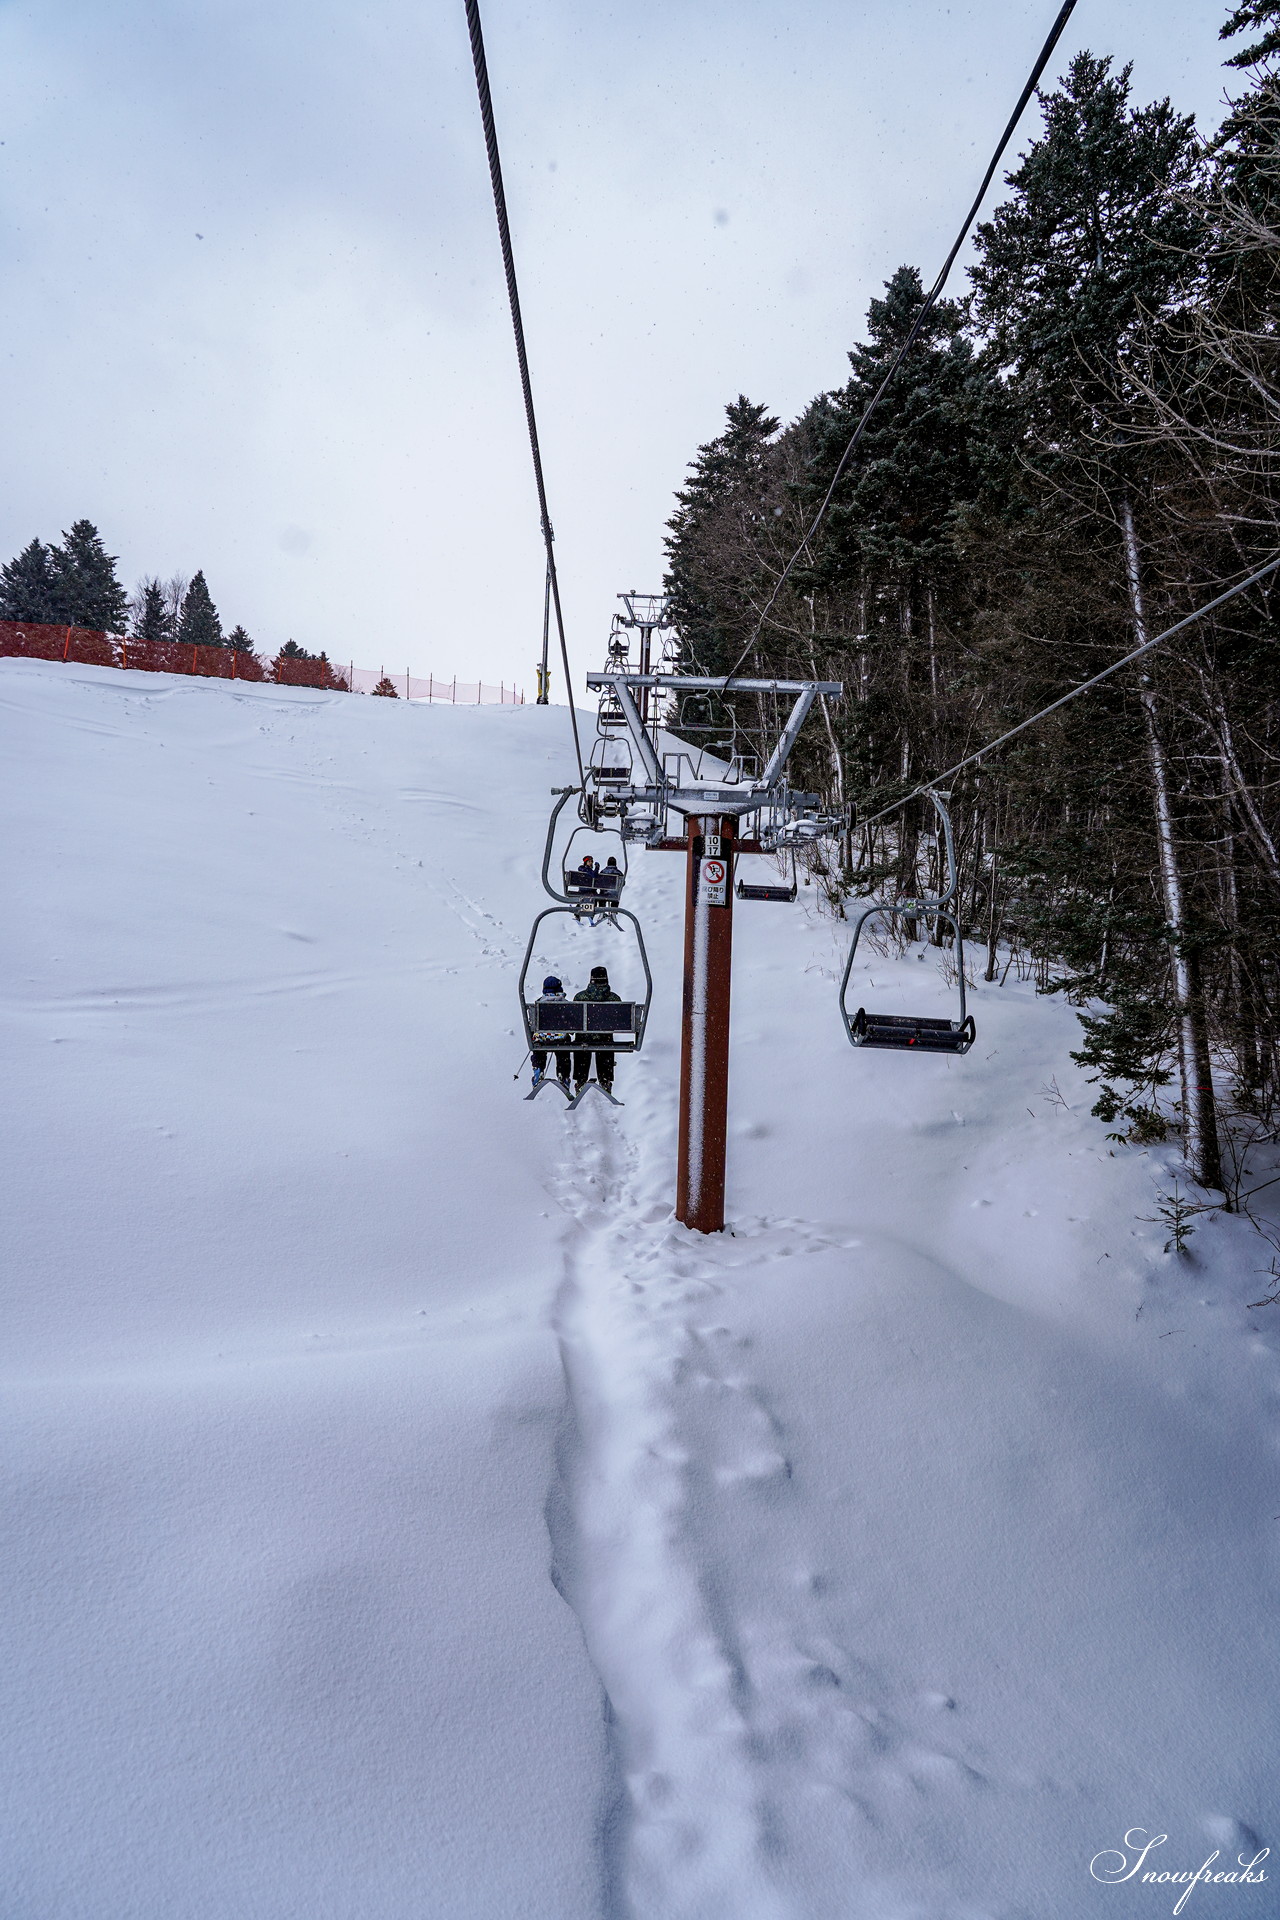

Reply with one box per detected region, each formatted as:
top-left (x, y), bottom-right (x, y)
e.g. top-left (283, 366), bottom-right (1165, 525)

top-left (1222, 0), bottom-right (1280, 68)
top-left (656, 34), bottom-right (1280, 1185)
top-left (811, 267), bottom-right (994, 586)
top-left (277, 639), bottom-right (313, 660)
top-left (225, 624), bottom-right (255, 653)
top-left (176, 571), bottom-right (223, 648)
top-left (664, 396), bottom-right (781, 676)
top-left (48, 521), bottom-right (130, 631)
top-left (0, 538), bottom-right (58, 622)
top-left (131, 578), bottom-right (174, 642)
top-left (372, 675), bottom-right (399, 697)
top-left (969, 53), bottom-right (1200, 442)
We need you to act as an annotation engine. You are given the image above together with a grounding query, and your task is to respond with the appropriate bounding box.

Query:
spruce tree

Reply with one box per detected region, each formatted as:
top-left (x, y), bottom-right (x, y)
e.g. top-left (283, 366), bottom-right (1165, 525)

top-left (664, 396), bottom-right (781, 676)
top-left (969, 53), bottom-right (1200, 442)
top-left (225, 624), bottom-right (255, 653)
top-left (372, 675), bottom-right (400, 697)
top-left (811, 267), bottom-right (992, 586)
top-left (0, 539), bottom-right (58, 622)
top-left (1222, 1), bottom-right (1280, 67)
top-left (131, 579), bottom-right (174, 642)
top-left (176, 571), bottom-right (223, 648)
top-left (48, 521), bottom-right (130, 631)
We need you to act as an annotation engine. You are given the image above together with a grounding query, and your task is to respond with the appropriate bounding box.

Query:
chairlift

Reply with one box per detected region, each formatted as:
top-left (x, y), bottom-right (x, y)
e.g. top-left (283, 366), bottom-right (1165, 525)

top-left (541, 789), bottom-right (627, 917)
top-left (589, 735), bottom-right (632, 787)
top-left (518, 905), bottom-right (652, 1107)
top-left (735, 844), bottom-right (798, 903)
top-left (596, 686), bottom-right (629, 733)
top-left (838, 790), bottom-right (975, 1055)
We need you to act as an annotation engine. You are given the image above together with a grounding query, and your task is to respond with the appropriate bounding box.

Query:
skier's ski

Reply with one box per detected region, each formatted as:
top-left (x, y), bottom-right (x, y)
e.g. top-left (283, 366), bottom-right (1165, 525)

top-left (566, 1080), bottom-right (624, 1111)
top-left (526, 1075), bottom-right (573, 1102)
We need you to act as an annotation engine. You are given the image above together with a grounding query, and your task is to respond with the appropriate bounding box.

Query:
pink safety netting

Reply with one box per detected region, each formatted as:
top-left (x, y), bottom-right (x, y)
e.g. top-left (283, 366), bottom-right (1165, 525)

top-left (0, 623), bottom-right (524, 702)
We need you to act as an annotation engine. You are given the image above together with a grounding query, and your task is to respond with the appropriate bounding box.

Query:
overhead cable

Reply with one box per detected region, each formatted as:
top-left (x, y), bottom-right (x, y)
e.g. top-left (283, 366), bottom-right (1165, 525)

top-left (857, 553), bottom-right (1280, 831)
top-left (721, 0), bottom-right (1080, 687)
top-left (463, 0), bottom-right (585, 781)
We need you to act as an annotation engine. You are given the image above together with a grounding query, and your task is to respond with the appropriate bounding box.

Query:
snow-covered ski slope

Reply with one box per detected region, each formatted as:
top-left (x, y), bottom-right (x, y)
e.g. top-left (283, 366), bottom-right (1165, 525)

top-left (3, 657), bottom-right (1277, 1920)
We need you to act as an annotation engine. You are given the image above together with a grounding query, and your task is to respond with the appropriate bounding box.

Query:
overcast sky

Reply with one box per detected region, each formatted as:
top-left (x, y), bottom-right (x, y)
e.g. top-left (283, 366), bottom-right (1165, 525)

top-left (0, 1), bottom-right (1241, 693)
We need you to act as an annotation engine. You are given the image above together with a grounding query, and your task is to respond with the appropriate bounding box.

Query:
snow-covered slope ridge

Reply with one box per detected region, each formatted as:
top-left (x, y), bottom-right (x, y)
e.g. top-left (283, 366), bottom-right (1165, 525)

top-left (3, 658), bottom-right (1277, 1920)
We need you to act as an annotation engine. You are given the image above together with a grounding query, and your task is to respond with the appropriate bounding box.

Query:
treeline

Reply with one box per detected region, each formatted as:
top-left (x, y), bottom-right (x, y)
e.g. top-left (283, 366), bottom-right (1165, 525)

top-left (0, 520), bottom-right (337, 674)
top-left (663, 8), bottom-right (1280, 1198)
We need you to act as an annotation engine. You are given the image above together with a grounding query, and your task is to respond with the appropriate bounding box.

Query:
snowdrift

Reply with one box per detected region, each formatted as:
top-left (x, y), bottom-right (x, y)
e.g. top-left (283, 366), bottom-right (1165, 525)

top-left (2, 658), bottom-right (1276, 1919)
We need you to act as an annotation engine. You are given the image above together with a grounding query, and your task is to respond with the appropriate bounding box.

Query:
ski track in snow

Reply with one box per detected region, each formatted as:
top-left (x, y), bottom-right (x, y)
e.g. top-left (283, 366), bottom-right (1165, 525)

top-left (538, 935), bottom-right (881, 1918)
top-left (544, 1105), bottom-right (983, 1919)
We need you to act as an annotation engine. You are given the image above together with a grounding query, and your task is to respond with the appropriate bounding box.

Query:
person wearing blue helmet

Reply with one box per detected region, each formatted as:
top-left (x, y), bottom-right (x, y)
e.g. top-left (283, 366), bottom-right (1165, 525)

top-left (531, 975), bottom-right (572, 1089)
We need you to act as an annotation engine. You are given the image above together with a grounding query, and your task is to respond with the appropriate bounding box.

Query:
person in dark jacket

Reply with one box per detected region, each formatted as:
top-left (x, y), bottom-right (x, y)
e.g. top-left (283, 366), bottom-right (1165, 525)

top-left (531, 976), bottom-right (572, 1088)
top-left (573, 964), bottom-right (622, 1092)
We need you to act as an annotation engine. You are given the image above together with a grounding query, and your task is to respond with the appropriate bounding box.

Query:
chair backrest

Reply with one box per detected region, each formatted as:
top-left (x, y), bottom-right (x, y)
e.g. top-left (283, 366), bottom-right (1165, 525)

top-left (565, 868), bottom-right (623, 899)
top-left (529, 998), bottom-right (638, 1040)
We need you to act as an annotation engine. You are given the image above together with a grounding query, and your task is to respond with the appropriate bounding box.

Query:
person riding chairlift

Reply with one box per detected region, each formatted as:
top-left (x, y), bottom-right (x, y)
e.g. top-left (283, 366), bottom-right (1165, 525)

top-left (531, 976), bottom-right (572, 1090)
top-left (573, 964), bottom-right (621, 1095)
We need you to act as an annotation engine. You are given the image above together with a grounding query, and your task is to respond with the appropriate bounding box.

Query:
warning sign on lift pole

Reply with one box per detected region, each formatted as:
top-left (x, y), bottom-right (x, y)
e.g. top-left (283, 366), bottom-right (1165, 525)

top-left (702, 839), bottom-right (728, 907)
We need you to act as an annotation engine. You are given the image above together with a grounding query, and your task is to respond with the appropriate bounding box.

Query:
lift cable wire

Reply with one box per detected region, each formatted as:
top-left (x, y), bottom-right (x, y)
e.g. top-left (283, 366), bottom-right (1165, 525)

top-left (855, 552), bottom-right (1280, 834)
top-left (464, 0), bottom-right (585, 783)
top-left (719, 0), bottom-right (1080, 690)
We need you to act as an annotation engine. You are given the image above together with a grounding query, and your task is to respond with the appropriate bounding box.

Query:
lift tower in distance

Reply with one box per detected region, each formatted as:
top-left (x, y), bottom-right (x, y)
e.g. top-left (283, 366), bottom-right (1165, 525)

top-left (613, 594), bottom-right (675, 726)
top-left (584, 665), bottom-right (843, 1234)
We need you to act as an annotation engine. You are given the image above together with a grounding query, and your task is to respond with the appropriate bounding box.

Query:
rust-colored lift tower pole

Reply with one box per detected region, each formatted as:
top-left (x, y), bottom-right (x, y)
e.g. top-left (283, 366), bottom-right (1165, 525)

top-left (585, 669), bottom-right (842, 1235)
top-left (676, 815), bottom-right (736, 1231)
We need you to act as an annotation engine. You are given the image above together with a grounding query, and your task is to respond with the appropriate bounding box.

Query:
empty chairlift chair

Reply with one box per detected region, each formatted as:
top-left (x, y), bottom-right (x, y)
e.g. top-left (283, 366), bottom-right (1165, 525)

top-left (838, 791), bottom-right (976, 1056)
top-left (735, 846), bottom-right (798, 903)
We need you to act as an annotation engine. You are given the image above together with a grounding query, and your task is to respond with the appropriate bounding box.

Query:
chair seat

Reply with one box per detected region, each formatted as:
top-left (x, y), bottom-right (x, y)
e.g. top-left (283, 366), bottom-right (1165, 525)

top-left (736, 882), bottom-right (796, 902)
top-left (850, 1009), bottom-right (975, 1054)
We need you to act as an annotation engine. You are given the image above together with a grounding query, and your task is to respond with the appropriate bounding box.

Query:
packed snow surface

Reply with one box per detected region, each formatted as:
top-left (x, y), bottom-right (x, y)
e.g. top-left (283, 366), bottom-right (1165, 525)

top-left (3, 658), bottom-right (1277, 1919)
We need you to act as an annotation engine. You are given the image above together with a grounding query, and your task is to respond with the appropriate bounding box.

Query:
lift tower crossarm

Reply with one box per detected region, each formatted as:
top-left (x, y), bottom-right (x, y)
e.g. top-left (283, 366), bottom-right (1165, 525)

top-left (586, 674), bottom-right (843, 695)
top-left (586, 671), bottom-right (843, 816)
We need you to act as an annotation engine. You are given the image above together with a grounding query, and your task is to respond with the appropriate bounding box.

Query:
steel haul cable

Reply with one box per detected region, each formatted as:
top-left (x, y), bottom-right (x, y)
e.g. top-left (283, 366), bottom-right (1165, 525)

top-left (464, 0), bottom-right (585, 784)
top-left (857, 553), bottom-right (1280, 830)
top-left (720, 0), bottom-right (1080, 688)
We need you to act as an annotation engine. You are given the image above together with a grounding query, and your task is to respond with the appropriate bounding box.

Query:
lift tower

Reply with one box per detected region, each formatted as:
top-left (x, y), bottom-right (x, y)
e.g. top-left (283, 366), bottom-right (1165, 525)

top-left (584, 669), bottom-right (842, 1232)
top-left (612, 594), bottom-right (675, 726)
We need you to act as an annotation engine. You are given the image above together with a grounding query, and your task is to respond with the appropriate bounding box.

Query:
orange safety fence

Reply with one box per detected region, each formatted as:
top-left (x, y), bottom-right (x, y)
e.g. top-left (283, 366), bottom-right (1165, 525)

top-left (0, 622), bottom-right (524, 701)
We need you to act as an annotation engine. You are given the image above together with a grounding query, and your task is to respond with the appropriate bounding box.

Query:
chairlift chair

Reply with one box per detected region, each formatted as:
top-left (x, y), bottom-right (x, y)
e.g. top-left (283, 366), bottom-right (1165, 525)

top-left (518, 904), bottom-right (653, 1106)
top-left (735, 844), bottom-right (798, 903)
top-left (541, 791), bottom-right (627, 915)
top-left (596, 687), bottom-right (629, 733)
top-left (838, 790), bottom-right (976, 1055)
top-left (588, 736), bottom-right (632, 788)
